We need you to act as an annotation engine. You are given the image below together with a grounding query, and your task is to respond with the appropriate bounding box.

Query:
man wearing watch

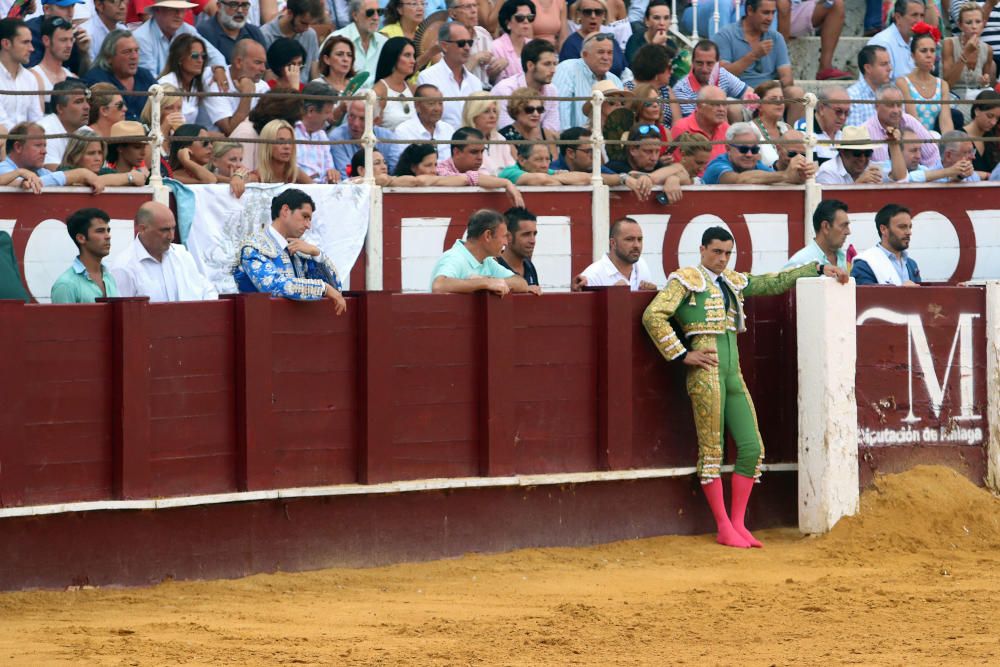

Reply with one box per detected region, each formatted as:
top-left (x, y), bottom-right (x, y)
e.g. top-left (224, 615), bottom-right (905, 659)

top-left (642, 226), bottom-right (848, 549)
top-left (550, 127), bottom-right (660, 202)
top-left (604, 124), bottom-right (691, 203)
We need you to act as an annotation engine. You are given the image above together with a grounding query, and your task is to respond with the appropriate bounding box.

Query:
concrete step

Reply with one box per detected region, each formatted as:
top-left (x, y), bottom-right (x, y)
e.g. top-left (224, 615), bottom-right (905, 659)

top-left (788, 35), bottom-right (866, 81)
top-left (795, 79), bottom-right (859, 96)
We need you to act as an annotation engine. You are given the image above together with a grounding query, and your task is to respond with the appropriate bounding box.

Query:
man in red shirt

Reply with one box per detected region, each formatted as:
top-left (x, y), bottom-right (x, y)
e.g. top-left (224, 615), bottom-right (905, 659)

top-left (670, 85), bottom-right (729, 173)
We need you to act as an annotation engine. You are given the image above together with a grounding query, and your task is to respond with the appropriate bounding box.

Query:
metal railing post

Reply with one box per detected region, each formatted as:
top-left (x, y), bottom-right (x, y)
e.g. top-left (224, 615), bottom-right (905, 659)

top-left (691, 0), bottom-right (700, 39)
top-left (802, 92), bottom-right (822, 242)
top-left (147, 84), bottom-right (169, 205)
top-left (590, 89), bottom-right (610, 262)
top-left (363, 88), bottom-right (376, 184)
top-left (363, 88), bottom-right (382, 289)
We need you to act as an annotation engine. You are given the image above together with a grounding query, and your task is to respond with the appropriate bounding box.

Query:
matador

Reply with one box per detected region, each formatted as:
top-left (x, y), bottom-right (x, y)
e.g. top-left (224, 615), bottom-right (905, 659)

top-left (642, 226), bottom-right (847, 548)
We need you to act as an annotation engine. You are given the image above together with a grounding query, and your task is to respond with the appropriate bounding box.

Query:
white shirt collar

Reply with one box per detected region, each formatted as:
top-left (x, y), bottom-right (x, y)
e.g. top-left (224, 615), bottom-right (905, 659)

top-left (267, 223), bottom-right (289, 251)
top-left (134, 235), bottom-right (171, 264)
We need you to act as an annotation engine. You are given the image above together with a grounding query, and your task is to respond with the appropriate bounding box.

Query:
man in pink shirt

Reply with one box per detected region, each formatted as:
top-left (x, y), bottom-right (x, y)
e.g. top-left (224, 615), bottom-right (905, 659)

top-left (670, 85), bottom-right (730, 170)
top-left (863, 84), bottom-right (937, 168)
top-left (493, 40), bottom-right (560, 132)
top-left (437, 127), bottom-right (525, 206)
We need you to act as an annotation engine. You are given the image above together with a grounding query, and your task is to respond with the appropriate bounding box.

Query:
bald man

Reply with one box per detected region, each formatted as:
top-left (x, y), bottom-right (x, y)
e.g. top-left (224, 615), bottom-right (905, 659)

top-left (109, 201), bottom-right (219, 302)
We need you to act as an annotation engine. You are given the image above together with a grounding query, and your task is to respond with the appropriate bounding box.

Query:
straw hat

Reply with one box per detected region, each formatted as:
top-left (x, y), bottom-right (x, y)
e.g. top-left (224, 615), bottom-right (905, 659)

top-left (149, 0), bottom-right (197, 8)
top-left (109, 121), bottom-right (148, 143)
top-left (834, 126), bottom-right (878, 151)
top-left (582, 80), bottom-right (628, 117)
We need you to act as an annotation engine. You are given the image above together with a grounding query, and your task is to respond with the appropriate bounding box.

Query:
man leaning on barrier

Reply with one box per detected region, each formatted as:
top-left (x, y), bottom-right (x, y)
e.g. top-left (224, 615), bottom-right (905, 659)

top-left (605, 124), bottom-right (690, 201)
top-left (642, 226), bottom-right (848, 549)
top-left (573, 217), bottom-right (657, 292)
top-left (784, 198), bottom-right (851, 270)
top-left (430, 208), bottom-right (534, 296)
top-left (851, 203), bottom-right (922, 286)
top-left (233, 188), bottom-right (347, 312)
top-left (497, 206), bottom-right (541, 290)
top-left (701, 121), bottom-right (814, 185)
top-left (0, 121), bottom-right (103, 193)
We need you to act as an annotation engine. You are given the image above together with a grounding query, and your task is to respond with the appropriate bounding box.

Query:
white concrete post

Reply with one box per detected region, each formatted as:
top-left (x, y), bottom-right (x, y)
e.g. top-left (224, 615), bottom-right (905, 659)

top-left (796, 277), bottom-right (860, 533)
top-left (986, 282), bottom-right (1000, 494)
top-left (590, 89), bottom-right (609, 262)
top-left (362, 88), bottom-right (376, 184)
top-left (365, 185), bottom-right (384, 291)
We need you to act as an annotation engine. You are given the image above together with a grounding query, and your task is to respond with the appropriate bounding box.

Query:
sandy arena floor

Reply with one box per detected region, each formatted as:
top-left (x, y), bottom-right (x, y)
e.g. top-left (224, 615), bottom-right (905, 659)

top-left (1, 465), bottom-right (1000, 666)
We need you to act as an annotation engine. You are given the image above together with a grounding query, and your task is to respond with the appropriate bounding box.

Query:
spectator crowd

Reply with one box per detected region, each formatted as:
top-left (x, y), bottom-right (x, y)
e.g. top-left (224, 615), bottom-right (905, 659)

top-left (0, 0), bottom-right (997, 303)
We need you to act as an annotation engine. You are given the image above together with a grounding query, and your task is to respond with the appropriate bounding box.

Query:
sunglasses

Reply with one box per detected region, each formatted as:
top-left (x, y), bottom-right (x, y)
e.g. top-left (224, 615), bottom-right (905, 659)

top-left (188, 52), bottom-right (206, 60)
top-left (522, 105), bottom-right (544, 114)
top-left (108, 101), bottom-right (125, 110)
top-left (730, 144), bottom-right (761, 154)
top-left (444, 39), bottom-right (474, 48)
top-left (635, 124), bottom-right (659, 135)
top-left (513, 13), bottom-right (535, 22)
top-left (847, 149), bottom-right (874, 158)
top-left (49, 16), bottom-right (72, 28)
top-left (786, 150), bottom-right (803, 158)
top-left (581, 7), bottom-right (607, 16)
top-left (364, 7), bottom-right (382, 17)
top-left (590, 33), bottom-right (613, 41)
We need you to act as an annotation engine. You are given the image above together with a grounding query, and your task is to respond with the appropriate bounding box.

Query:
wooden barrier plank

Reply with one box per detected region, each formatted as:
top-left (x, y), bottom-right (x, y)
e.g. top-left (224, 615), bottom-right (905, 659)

top-left (597, 287), bottom-right (633, 471)
top-left (358, 291), bottom-right (394, 483)
top-left (0, 301), bottom-right (26, 507)
top-left (479, 292), bottom-right (516, 477)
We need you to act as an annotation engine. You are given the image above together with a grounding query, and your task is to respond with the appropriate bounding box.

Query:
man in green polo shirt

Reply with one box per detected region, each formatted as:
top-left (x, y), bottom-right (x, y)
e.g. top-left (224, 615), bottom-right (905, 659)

top-left (430, 208), bottom-right (532, 296)
top-left (50, 208), bottom-right (119, 304)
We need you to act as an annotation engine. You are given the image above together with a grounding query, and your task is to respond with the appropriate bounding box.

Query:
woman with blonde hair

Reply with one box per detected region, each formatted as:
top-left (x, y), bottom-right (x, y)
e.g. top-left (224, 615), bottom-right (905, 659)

top-left (676, 131), bottom-right (713, 184)
top-left (253, 119), bottom-right (314, 184)
top-left (211, 141), bottom-right (257, 198)
top-left (462, 92), bottom-right (516, 174)
top-left (59, 129), bottom-right (150, 187)
top-left (140, 83), bottom-right (185, 159)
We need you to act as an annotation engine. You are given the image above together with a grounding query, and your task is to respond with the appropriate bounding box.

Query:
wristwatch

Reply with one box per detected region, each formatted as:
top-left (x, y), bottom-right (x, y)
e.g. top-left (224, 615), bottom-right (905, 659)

top-left (618, 172), bottom-right (629, 186)
top-left (127, 171), bottom-right (134, 185)
top-left (816, 263), bottom-right (825, 275)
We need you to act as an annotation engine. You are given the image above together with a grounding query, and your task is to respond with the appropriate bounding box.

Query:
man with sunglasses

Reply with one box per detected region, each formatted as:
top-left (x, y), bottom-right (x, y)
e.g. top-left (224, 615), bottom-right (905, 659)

top-left (83, 0), bottom-right (126, 63)
top-left (605, 123), bottom-right (690, 201)
top-left (702, 122), bottom-right (814, 184)
top-left (554, 32), bottom-right (622, 129)
top-left (26, 0), bottom-right (91, 76)
top-left (328, 0), bottom-right (386, 83)
top-left (815, 124), bottom-right (907, 184)
top-left (29, 14), bottom-right (72, 96)
top-left (772, 128), bottom-right (808, 172)
top-left (417, 21), bottom-right (484, 128)
top-left (448, 0), bottom-right (504, 86)
top-left (794, 85), bottom-right (850, 163)
top-left (196, 0), bottom-right (266, 63)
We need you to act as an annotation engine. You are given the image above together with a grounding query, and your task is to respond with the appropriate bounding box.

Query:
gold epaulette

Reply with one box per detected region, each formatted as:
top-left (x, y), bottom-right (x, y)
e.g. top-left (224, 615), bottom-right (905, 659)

top-left (667, 266), bottom-right (708, 292)
top-left (721, 269), bottom-right (749, 292)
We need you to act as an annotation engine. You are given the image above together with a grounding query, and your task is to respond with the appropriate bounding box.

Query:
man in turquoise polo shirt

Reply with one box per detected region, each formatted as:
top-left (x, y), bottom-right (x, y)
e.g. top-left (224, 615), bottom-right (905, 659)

top-left (785, 199), bottom-right (851, 270)
top-left (430, 208), bottom-right (532, 296)
top-left (50, 208), bottom-right (119, 304)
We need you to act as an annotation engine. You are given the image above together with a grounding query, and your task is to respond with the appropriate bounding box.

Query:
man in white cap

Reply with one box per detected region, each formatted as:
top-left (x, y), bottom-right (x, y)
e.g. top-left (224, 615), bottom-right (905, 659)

top-left (815, 125), bottom-right (906, 184)
top-left (132, 0), bottom-right (228, 77)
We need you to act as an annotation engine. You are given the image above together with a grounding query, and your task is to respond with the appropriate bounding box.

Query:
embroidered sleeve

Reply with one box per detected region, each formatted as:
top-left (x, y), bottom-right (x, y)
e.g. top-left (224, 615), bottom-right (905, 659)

top-left (642, 279), bottom-right (688, 361)
top-left (742, 262), bottom-right (818, 297)
top-left (303, 253), bottom-right (343, 291)
top-left (240, 246), bottom-right (327, 300)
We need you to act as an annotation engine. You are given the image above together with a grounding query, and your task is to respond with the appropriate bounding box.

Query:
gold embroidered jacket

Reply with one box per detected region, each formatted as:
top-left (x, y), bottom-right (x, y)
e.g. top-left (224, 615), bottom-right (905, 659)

top-left (642, 263), bottom-right (818, 361)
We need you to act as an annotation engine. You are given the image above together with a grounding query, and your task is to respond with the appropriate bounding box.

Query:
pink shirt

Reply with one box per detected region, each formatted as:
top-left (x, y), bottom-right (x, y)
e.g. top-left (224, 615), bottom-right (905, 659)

top-left (437, 157), bottom-right (481, 186)
top-left (491, 34), bottom-right (526, 82)
top-left (864, 112), bottom-right (938, 167)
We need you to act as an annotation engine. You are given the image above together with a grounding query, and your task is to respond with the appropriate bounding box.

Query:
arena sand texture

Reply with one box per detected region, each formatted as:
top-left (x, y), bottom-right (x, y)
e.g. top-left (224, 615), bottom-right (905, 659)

top-left (2, 465), bottom-right (1000, 665)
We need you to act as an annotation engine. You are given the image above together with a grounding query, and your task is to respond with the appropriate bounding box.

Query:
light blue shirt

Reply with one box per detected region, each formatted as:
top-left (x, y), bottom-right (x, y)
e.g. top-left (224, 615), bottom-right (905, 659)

top-left (552, 59), bottom-right (623, 131)
top-left (430, 239), bottom-right (514, 288)
top-left (328, 124), bottom-right (403, 178)
top-left (50, 257), bottom-right (119, 304)
top-left (867, 24), bottom-right (914, 80)
top-left (990, 163), bottom-right (1000, 181)
top-left (0, 157), bottom-right (66, 187)
top-left (133, 18), bottom-right (227, 77)
top-left (784, 240), bottom-right (847, 270)
top-left (628, 0), bottom-right (650, 22)
top-left (878, 243), bottom-right (911, 285)
top-left (331, 22), bottom-right (387, 87)
top-left (701, 152), bottom-right (773, 185)
top-left (715, 21), bottom-right (791, 87)
top-left (845, 78), bottom-right (877, 127)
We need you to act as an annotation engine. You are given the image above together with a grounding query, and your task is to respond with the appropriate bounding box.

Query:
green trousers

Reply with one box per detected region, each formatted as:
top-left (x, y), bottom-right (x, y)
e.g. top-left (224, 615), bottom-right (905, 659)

top-left (685, 331), bottom-right (764, 481)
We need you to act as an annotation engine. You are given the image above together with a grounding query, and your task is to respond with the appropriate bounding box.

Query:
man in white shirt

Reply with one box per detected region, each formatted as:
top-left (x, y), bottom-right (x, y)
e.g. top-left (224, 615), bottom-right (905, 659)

top-left (327, 0), bottom-right (386, 85)
top-left (110, 201), bottom-right (218, 302)
top-left (393, 84), bottom-right (456, 162)
top-left (200, 38), bottom-right (269, 135)
top-left (294, 81), bottom-right (340, 183)
top-left (38, 78), bottom-right (89, 168)
top-left (417, 21), bottom-right (483, 128)
top-left (0, 18), bottom-right (44, 132)
top-left (28, 14), bottom-right (72, 101)
top-left (132, 0), bottom-right (227, 77)
top-left (447, 0), bottom-right (501, 86)
top-left (572, 217), bottom-right (658, 291)
top-left (82, 0), bottom-right (126, 62)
